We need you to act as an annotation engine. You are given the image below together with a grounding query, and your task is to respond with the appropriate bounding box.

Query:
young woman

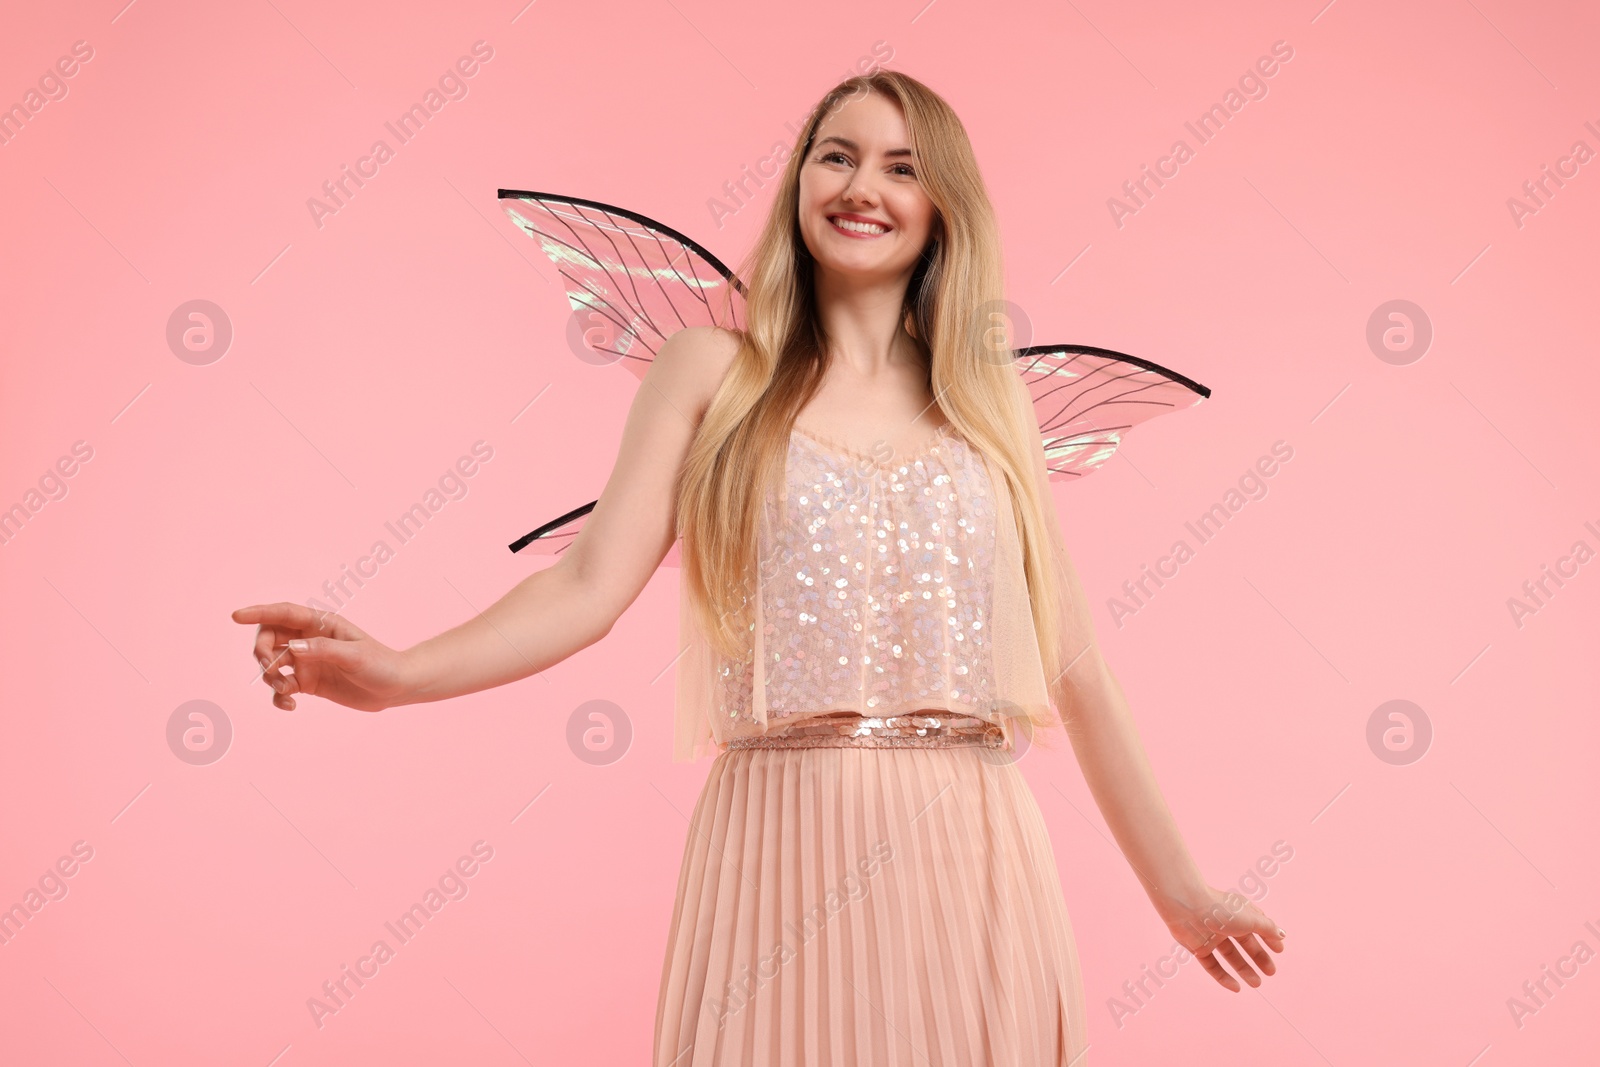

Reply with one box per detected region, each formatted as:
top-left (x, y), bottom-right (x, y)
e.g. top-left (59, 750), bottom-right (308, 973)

top-left (234, 71), bottom-right (1286, 1066)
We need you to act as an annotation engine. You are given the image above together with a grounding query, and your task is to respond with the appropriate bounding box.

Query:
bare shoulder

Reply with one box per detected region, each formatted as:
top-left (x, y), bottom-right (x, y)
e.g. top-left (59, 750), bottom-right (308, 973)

top-left (647, 325), bottom-right (743, 422)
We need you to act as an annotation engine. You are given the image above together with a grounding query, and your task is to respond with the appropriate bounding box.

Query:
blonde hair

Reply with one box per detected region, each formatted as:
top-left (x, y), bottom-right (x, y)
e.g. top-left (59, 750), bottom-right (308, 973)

top-left (676, 70), bottom-right (1070, 742)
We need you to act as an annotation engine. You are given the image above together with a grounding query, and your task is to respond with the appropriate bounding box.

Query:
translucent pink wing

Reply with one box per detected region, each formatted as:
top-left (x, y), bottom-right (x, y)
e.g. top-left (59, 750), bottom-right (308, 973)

top-left (1015, 344), bottom-right (1210, 480)
top-left (498, 189), bottom-right (745, 381)
top-left (502, 190), bottom-right (742, 555)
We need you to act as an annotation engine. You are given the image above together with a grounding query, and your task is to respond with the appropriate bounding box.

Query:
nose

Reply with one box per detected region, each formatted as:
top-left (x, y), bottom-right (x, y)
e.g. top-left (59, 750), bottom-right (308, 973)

top-left (842, 172), bottom-right (878, 206)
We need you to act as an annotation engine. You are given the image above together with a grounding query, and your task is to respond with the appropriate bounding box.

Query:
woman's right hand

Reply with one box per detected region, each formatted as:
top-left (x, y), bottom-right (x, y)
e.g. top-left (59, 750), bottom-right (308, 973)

top-left (231, 603), bottom-right (410, 713)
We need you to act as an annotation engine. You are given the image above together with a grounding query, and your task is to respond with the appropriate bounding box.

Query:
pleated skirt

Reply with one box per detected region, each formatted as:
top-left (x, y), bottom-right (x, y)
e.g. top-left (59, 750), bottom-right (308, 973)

top-left (653, 742), bottom-right (1089, 1066)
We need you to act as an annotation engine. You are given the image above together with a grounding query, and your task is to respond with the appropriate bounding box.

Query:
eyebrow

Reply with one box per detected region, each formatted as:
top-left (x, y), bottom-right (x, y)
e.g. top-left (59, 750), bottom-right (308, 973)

top-left (814, 135), bottom-right (916, 158)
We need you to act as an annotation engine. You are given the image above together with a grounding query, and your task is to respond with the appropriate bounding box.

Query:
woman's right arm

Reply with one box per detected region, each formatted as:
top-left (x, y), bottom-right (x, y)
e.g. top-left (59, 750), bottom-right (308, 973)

top-left (232, 325), bottom-right (741, 712)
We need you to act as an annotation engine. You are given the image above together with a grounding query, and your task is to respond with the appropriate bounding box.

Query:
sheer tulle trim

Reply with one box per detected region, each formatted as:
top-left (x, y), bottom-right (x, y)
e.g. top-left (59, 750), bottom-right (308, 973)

top-left (789, 419), bottom-right (953, 470)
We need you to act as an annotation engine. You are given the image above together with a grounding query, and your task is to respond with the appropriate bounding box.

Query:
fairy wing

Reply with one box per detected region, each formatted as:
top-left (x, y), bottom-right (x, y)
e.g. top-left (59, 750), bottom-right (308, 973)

top-left (500, 189), bottom-right (743, 557)
top-left (497, 193), bottom-right (1209, 556)
top-left (1015, 344), bottom-right (1211, 480)
top-left (498, 189), bottom-right (745, 378)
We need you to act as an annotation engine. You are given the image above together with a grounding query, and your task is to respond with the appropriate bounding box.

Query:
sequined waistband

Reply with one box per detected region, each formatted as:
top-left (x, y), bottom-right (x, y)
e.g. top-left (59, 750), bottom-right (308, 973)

top-left (723, 711), bottom-right (1007, 750)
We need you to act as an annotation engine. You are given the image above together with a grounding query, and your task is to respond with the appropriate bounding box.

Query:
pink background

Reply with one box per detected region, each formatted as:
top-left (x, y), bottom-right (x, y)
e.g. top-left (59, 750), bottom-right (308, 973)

top-left (3, 0), bottom-right (1597, 1063)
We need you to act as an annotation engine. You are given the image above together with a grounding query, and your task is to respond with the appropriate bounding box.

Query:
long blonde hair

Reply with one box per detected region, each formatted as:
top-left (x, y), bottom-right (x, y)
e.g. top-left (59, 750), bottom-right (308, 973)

top-left (676, 70), bottom-right (1070, 738)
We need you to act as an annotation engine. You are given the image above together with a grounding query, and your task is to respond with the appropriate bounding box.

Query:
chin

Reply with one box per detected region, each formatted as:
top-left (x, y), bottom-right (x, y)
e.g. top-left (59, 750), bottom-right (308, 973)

top-left (819, 261), bottom-right (912, 285)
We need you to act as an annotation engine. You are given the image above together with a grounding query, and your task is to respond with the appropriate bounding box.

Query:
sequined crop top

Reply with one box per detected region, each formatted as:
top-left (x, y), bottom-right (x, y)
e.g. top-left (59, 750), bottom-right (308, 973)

top-left (672, 420), bottom-right (1056, 762)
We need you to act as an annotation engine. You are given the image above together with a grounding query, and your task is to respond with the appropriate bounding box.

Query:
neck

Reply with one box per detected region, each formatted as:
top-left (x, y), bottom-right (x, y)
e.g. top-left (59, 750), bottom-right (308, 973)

top-left (812, 266), bottom-right (917, 376)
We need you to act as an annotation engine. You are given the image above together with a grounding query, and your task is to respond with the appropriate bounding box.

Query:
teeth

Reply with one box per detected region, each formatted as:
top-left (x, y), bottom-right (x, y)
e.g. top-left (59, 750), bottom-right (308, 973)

top-left (832, 217), bottom-right (887, 235)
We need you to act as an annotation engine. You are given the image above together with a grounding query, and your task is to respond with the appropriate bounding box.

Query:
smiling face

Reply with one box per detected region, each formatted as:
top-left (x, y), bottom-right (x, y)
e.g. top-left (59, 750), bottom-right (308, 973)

top-left (797, 89), bottom-right (940, 288)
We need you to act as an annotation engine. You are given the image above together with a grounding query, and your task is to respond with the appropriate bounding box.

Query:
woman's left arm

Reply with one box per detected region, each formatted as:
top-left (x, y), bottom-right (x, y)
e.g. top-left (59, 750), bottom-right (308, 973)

top-left (1017, 383), bottom-right (1287, 992)
top-left (1055, 619), bottom-right (1286, 990)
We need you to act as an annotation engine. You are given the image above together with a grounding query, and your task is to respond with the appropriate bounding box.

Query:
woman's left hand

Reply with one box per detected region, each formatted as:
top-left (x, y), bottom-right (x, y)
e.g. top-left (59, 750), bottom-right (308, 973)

top-left (1159, 884), bottom-right (1287, 992)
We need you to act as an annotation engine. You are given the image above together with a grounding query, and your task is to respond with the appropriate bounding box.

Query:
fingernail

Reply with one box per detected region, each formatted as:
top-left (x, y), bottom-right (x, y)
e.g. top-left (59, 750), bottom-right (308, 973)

top-left (289, 639), bottom-right (308, 652)
top-left (1276, 928), bottom-right (1286, 937)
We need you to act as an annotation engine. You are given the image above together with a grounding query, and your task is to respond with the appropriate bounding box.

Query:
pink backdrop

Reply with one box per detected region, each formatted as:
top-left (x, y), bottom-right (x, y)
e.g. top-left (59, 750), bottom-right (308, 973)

top-left (2, 1), bottom-right (1597, 1063)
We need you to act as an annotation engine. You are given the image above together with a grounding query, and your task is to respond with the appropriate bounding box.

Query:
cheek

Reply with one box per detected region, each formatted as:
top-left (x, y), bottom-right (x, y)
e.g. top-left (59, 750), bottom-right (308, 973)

top-left (895, 201), bottom-right (936, 239)
top-left (799, 177), bottom-right (835, 217)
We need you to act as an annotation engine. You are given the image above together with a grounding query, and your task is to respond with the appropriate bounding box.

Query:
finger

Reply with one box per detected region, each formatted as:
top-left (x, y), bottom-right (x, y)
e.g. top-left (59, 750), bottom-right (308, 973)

top-left (1236, 932), bottom-right (1277, 977)
top-left (1229, 904), bottom-right (1287, 953)
top-left (234, 602), bottom-right (316, 627)
top-left (254, 627), bottom-right (290, 676)
top-left (273, 690), bottom-right (297, 711)
top-left (297, 603), bottom-right (364, 641)
top-left (318, 611), bottom-right (370, 642)
top-left (286, 635), bottom-right (360, 673)
top-left (1215, 940), bottom-right (1262, 988)
top-left (1194, 950), bottom-right (1240, 992)
top-left (234, 603), bottom-right (302, 629)
top-left (258, 656), bottom-right (298, 696)
top-left (235, 602), bottom-right (360, 641)
top-left (254, 630), bottom-right (299, 689)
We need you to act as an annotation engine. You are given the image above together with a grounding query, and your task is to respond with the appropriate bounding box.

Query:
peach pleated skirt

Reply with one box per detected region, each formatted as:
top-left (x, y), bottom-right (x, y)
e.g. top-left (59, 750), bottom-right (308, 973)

top-left (653, 736), bottom-right (1089, 1066)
